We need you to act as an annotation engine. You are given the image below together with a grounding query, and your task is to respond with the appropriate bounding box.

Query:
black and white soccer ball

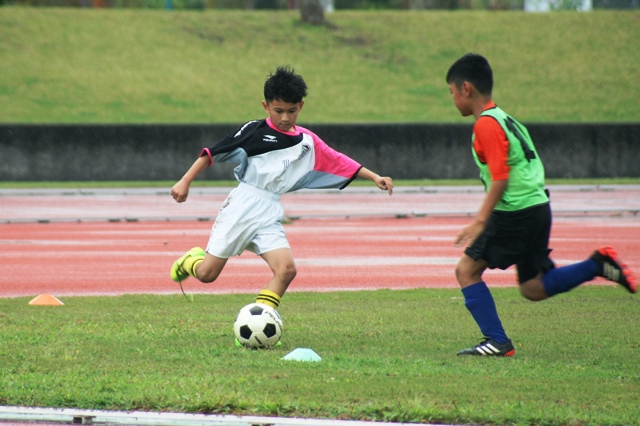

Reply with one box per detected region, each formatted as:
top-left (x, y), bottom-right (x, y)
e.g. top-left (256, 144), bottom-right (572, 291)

top-left (233, 303), bottom-right (283, 349)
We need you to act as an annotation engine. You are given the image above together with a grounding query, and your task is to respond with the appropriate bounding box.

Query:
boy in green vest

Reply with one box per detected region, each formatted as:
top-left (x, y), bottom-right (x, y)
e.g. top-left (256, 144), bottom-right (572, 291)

top-left (445, 53), bottom-right (637, 356)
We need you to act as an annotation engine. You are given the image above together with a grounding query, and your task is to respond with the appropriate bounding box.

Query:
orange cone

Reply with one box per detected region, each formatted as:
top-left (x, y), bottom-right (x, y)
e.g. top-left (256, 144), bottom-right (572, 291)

top-left (29, 294), bottom-right (64, 306)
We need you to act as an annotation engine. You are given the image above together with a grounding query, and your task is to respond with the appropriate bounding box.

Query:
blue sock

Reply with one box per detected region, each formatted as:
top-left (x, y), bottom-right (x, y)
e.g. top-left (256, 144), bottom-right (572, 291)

top-left (542, 259), bottom-right (598, 297)
top-left (462, 282), bottom-right (508, 344)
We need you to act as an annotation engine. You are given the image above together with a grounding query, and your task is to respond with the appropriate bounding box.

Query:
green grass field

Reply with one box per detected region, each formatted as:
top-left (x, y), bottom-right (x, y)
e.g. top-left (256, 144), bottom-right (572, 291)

top-left (1, 287), bottom-right (639, 425)
top-left (1, 8), bottom-right (639, 124)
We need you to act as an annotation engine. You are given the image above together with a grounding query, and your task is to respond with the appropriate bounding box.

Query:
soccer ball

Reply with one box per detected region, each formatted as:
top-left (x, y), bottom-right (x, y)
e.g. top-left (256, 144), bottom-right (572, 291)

top-left (233, 303), bottom-right (283, 349)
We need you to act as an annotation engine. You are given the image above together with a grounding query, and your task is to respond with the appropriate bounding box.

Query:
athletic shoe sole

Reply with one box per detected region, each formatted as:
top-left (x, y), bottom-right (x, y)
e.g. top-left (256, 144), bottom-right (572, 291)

top-left (457, 338), bottom-right (515, 357)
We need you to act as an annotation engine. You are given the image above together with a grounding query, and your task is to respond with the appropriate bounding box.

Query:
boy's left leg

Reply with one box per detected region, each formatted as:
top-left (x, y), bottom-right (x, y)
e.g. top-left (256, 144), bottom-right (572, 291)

top-left (524, 258), bottom-right (598, 299)
top-left (521, 246), bottom-right (637, 299)
top-left (231, 248), bottom-right (295, 348)
top-left (590, 246), bottom-right (637, 293)
top-left (257, 247), bottom-right (297, 309)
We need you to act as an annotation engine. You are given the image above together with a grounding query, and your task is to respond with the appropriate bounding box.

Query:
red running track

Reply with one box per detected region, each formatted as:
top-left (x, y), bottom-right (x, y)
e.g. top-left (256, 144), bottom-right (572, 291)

top-left (1, 214), bottom-right (638, 298)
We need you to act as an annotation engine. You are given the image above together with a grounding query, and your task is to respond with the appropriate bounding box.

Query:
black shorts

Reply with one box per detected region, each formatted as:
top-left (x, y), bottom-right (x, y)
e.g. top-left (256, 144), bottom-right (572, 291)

top-left (464, 202), bottom-right (556, 283)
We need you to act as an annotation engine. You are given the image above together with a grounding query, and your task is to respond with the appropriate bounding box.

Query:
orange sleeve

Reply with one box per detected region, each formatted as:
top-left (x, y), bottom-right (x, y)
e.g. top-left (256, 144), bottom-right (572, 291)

top-left (473, 116), bottom-right (511, 181)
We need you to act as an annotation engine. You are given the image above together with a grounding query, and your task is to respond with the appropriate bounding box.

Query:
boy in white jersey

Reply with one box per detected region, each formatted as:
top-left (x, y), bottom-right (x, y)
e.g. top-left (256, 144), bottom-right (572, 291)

top-left (170, 66), bottom-right (393, 310)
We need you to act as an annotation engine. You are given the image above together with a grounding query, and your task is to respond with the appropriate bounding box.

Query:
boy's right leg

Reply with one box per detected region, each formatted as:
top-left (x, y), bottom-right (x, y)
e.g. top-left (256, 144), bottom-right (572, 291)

top-left (171, 247), bottom-right (206, 282)
top-left (170, 248), bottom-right (228, 283)
top-left (455, 255), bottom-right (513, 356)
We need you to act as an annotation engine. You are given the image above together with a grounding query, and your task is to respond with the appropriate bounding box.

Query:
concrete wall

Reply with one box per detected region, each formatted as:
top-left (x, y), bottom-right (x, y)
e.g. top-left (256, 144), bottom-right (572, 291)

top-left (0, 123), bottom-right (638, 181)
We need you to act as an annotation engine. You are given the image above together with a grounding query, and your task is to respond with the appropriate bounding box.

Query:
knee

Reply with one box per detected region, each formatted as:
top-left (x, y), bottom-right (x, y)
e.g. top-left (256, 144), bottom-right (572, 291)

top-left (454, 265), bottom-right (464, 285)
top-left (195, 267), bottom-right (219, 284)
top-left (277, 263), bottom-right (297, 284)
top-left (455, 255), bottom-right (486, 287)
top-left (519, 280), bottom-right (548, 301)
top-left (520, 290), bottom-right (544, 302)
top-left (455, 264), bottom-right (476, 287)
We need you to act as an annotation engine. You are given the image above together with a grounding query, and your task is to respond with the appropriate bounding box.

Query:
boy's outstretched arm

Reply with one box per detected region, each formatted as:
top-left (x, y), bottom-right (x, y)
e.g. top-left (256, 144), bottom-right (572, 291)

top-left (357, 167), bottom-right (394, 195)
top-left (171, 156), bottom-right (210, 203)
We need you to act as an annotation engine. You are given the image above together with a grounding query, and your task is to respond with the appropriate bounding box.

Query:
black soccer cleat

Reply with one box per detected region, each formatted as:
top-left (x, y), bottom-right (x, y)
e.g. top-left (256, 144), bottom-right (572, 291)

top-left (457, 338), bottom-right (515, 357)
top-left (590, 246), bottom-right (637, 294)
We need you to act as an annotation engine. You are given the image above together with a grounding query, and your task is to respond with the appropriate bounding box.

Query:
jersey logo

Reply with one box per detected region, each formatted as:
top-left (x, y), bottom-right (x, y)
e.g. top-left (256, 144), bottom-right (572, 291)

top-left (234, 120), bottom-right (258, 137)
top-left (298, 144), bottom-right (311, 160)
top-left (262, 135), bottom-right (278, 143)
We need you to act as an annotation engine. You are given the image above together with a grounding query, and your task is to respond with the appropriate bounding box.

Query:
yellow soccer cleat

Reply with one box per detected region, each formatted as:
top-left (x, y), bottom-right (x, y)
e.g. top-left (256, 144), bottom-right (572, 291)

top-left (170, 247), bottom-right (206, 282)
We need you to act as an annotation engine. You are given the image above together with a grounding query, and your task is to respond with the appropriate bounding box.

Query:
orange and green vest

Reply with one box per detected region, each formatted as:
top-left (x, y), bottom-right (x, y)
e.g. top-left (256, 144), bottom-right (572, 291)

top-left (473, 106), bottom-right (549, 212)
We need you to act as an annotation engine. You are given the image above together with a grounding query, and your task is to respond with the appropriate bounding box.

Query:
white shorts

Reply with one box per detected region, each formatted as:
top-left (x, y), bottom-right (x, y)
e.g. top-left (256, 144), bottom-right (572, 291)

top-left (206, 183), bottom-right (290, 258)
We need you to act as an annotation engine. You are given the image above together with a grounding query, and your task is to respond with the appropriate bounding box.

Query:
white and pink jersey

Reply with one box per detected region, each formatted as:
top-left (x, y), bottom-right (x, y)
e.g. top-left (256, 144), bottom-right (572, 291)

top-left (200, 118), bottom-right (362, 195)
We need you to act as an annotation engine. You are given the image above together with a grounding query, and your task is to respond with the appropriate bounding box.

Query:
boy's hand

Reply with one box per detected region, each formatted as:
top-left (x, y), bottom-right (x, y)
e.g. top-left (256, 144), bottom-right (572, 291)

top-left (376, 176), bottom-right (394, 195)
top-left (171, 181), bottom-right (190, 203)
top-left (454, 220), bottom-right (484, 247)
top-left (455, 180), bottom-right (505, 246)
top-left (355, 167), bottom-right (393, 195)
top-left (172, 156), bottom-right (209, 203)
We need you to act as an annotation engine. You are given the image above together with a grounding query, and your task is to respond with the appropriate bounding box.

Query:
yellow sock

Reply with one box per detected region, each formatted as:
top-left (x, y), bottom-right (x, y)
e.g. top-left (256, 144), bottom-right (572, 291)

top-left (184, 257), bottom-right (203, 279)
top-left (256, 289), bottom-right (281, 308)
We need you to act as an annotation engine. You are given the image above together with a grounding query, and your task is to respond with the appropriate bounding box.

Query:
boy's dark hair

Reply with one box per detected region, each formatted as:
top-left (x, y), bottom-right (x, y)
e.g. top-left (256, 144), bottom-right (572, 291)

top-left (264, 66), bottom-right (308, 104)
top-left (446, 53), bottom-right (493, 96)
